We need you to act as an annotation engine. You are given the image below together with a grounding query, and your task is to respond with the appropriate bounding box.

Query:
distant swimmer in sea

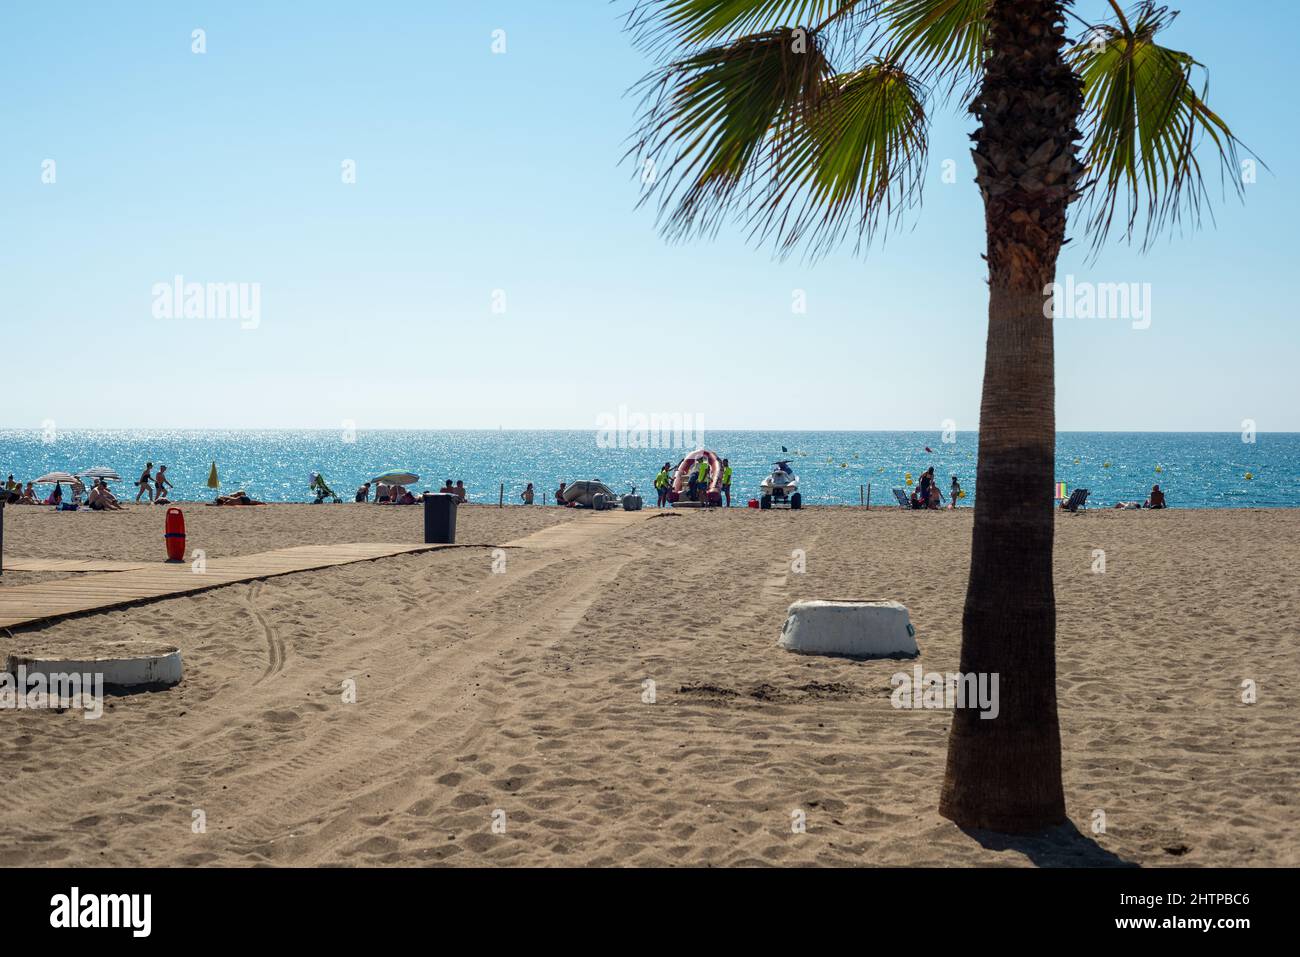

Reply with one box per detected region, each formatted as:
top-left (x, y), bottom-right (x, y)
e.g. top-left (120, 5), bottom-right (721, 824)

top-left (1146, 484), bottom-right (1167, 509)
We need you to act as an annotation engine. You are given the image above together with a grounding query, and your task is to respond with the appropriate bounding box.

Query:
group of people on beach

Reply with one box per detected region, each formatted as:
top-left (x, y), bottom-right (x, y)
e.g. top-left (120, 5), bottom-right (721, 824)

top-left (652, 457), bottom-right (733, 507)
top-left (4, 474), bottom-right (127, 510)
top-left (909, 467), bottom-right (960, 510)
top-left (1112, 485), bottom-right (1167, 509)
top-left (131, 462), bottom-right (174, 504)
top-left (355, 479), bottom-right (469, 505)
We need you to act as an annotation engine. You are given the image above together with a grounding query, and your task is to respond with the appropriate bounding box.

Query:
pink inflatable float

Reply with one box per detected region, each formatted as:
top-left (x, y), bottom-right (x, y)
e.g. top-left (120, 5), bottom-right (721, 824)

top-left (667, 449), bottom-right (722, 506)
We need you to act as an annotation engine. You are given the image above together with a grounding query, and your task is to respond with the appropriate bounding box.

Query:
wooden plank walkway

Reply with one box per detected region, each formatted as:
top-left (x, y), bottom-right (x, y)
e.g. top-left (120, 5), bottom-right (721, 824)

top-left (0, 543), bottom-right (459, 630)
top-left (0, 511), bottom-right (671, 631)
top-left (2, 558), bottom-right (153, 573)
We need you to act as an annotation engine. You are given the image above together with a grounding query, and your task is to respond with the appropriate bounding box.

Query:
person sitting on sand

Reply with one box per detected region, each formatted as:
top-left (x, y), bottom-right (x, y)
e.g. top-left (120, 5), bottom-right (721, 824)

top-left (102, 480), bottom-right (123, 508)
top-left (556, 481), bottom-right (570, 506)
top-left (453, 480), bottom-right (467, 503)
top-left (374, 481), bottom-right (390, 504)
top-left (355, 482), bottom-right (370, 503)
top-left (19, 482), bottom-right (38, 505)
top-left (928, 484), bottom-right (942, 509)
top-left (45, 482), bottom-right (63, 506)
top-left (521, 482), bottom-right (534, 505)
top-left (1146, 484), bottom-right (1166, 509)
top-left (396, 488), bottom-right (417, 505)
top-left (89, 481), bottom-right (124, 511)
top-left (136, 462), bottom-right (154, 503)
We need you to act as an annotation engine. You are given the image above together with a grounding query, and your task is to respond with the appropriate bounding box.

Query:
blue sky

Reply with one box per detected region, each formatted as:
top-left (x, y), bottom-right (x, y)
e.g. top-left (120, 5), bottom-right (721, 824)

top-left (2, 1), bottom-right (1296, 432)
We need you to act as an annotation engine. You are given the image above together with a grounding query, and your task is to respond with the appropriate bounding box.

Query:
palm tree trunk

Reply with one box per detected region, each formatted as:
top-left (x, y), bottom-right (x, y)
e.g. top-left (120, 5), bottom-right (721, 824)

top-left (939, 0), bottom-right (1084, 832)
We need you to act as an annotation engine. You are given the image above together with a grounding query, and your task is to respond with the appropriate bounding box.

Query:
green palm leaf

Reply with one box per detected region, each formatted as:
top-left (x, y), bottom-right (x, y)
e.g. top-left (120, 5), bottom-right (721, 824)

top-left (627, 1), bottom-right (860, 50)
top-left (752, 59), bottom-right (929, 255)
top-left (1070, 3), bottom-right (1250, 250)
top-left (630, 28), bottom-right (835, 243)
top-left (880, 0), bottom-right (990, 86)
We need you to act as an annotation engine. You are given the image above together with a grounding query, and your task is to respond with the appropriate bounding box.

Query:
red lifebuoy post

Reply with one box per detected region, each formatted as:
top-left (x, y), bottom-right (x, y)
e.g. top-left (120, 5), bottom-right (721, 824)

top-left (165, 507), bottom-right (186, 562)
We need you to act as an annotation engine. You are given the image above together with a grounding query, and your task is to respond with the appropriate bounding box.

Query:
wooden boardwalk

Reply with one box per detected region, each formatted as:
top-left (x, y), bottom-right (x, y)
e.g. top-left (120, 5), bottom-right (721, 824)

top-left (0, 543), bottom-right (458, 630)
top-left (0, 510), bottom-right (670, 631)
top-left (2, 558), bottom-right (153, 573)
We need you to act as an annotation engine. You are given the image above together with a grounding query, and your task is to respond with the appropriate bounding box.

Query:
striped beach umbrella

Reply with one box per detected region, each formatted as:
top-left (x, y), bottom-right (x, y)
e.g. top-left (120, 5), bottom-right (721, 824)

top-left (77, 466), bottom-right (122, 482)
top-left (372, 469), bottom-right (419, 485)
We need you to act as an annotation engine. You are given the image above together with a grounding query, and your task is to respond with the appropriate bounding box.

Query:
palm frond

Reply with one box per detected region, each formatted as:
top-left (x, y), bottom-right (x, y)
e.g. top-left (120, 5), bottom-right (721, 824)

top-left (1070, 2), bottom-right (1252, 250)
top-left (880, 0), bottom-right (989, 89)
top-left (626, 0), bottom-right (863, 53)
top-left (629, 27), bottom-right (929, 259)
top-left (628, 28), bottom-right (835, 245)
top-left (751, 59), bottom-right (929, 256)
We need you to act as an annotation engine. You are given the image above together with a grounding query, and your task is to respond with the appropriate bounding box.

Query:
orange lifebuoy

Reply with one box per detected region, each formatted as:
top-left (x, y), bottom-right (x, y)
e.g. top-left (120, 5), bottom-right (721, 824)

top-left (165, 507), bottom-right (186, 562)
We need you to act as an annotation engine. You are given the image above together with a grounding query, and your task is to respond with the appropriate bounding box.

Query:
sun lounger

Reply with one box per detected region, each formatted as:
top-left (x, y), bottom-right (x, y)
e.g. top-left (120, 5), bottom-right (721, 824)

top-left (892, 488), bottom-right (912, 509)
top-left (1061, 488), bottom-right (1089, 512)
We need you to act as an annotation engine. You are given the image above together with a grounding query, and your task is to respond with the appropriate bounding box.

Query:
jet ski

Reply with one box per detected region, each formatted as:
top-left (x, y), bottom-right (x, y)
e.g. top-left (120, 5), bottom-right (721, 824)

top-left (759, 461), bottom-right (801, 509)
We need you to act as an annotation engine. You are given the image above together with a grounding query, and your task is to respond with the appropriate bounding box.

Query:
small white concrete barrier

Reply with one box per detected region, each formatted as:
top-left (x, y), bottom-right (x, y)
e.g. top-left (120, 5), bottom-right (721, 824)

top-left (779, 600), bottom-right (919, 659)
top-left (7, 641), bottom-right (183, 689)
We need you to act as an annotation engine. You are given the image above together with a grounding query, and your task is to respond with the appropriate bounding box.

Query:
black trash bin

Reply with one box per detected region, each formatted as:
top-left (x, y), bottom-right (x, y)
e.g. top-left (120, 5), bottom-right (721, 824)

top-left (423, 493), bottom-right (457, 544)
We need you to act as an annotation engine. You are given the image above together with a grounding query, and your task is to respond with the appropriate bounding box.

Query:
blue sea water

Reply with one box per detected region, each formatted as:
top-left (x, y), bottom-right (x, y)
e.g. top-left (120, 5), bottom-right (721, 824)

top-left (1, 429), bottom-right (1296, 508)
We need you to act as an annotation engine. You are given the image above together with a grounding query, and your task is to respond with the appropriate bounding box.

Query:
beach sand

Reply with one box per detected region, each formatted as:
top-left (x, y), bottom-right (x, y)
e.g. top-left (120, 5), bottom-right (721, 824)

top-left (0, 502), bottom-right (1295, 867)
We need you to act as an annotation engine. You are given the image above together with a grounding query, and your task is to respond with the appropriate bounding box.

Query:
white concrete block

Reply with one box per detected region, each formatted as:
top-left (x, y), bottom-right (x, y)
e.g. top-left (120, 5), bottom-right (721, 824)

top-left (779, 600), bottom-right (919, 659)
top-left (7, 641), bottom-right (183, 689)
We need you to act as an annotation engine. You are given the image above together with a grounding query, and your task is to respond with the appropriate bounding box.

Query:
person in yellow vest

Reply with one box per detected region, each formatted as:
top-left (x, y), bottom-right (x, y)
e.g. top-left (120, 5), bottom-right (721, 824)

top-left (695, 456), bottom-right (711, 504)
top-left (653, 462), bottom-right (672, 508)
top-left (720, 458), bottom-right (733, 507)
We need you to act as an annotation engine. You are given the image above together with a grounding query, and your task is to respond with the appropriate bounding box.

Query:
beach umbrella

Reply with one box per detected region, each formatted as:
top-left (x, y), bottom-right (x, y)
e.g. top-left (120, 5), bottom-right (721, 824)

top-left (77, 466), bottom-right (121, 482)
top-left (207, 462), bottom-right (220, 489)
top-left (372, 469), bottom-right (419, 485)
top-left (34, 471), bottom-right (79, 484)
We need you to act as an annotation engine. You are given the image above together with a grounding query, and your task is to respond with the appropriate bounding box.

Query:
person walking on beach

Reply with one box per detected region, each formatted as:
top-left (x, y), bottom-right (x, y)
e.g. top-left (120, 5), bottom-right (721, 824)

top-left (720, 458), bottom-right (733, 507)
top-left (654, 462), bottom-right (672, 507)
top-left (950, 475), bottom-right (962, 509)
top-left (154, 465), bottom-right (173, 504)
top-left (135, 462), bottom-right (154, 503)
top-left (521, 482), bottom-right (534, 505)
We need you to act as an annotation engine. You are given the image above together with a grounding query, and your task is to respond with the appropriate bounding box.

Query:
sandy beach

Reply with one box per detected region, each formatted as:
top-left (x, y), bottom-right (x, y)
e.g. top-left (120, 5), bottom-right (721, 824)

top-left (1, 502), bottom-right (1295, 867)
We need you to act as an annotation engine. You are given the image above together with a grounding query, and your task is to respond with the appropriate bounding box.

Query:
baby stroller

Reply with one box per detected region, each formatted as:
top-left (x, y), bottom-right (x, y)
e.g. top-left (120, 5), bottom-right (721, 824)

top-left (309, 472), bottom-right (342, 503)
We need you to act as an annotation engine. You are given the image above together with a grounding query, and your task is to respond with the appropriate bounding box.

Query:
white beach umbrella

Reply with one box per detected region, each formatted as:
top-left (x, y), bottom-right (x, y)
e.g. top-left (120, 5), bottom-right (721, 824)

top-left (77, 466), bottom-right (122, 482)
top-left (34, 471), bottom-right (79, 484)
